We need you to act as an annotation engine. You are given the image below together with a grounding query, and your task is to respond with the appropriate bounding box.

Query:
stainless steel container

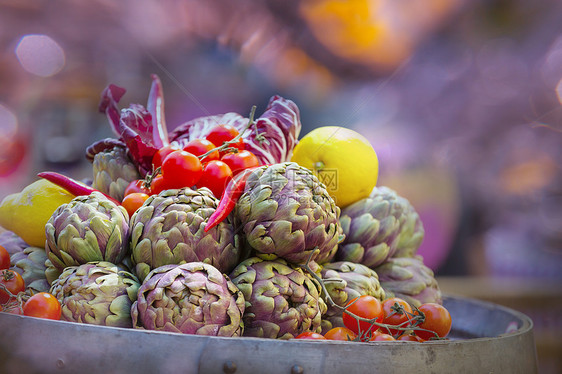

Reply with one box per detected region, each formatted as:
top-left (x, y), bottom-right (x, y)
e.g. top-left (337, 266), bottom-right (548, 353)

top-left (0, 295), bottom-right (537, 374)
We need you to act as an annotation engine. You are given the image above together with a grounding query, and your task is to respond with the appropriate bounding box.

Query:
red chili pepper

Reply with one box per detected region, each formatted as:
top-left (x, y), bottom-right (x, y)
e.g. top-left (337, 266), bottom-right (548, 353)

top-left (204, 166), bottom-right (262, 232)
top-left (37, 171), bottom-right (121, 206)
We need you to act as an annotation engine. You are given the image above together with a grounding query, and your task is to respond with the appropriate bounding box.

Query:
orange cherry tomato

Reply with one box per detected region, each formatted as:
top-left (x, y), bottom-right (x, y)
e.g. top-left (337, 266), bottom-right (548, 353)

top-left (294, 331), bottom-right (326, 340)
top-left (0, 245), bottom-right (10, 270)
top-left (372, 333), bottom-right (396, 341)
top-left (342, 295), bottom-right (384, 335)
top-left (23, 292), bottom-right (61, 320)
top-left (382, 297), bottom-right (413, 336)
top-left (122, 192), bottom-right (150, 217)
top-left (414, 303), bottom-right (452, 340)
top-left (324, 327), bottom-right (357, 341)
top-left (0, 269), bottom-right (25, 304)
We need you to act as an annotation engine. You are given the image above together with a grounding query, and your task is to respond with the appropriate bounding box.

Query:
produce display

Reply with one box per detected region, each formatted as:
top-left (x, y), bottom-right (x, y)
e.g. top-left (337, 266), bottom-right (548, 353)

top-left (0, 75), bottom-right (450, 342)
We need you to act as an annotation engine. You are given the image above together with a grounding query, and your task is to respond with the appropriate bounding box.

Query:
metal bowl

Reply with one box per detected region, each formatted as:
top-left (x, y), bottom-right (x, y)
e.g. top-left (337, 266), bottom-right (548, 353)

top-left (0, 295), bottom-right (537, 374)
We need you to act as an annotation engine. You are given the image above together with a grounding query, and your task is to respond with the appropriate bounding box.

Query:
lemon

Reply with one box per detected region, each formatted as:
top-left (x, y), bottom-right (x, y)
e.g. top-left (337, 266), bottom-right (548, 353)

top-left (0, 179), bottom-right (75, 247)
top-left (291, 126), bottom-right (378, 208)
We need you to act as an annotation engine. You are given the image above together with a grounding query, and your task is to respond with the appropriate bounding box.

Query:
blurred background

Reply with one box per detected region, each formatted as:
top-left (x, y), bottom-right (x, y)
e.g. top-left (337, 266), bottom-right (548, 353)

top-left (0, 0), bottom-right (561, 371)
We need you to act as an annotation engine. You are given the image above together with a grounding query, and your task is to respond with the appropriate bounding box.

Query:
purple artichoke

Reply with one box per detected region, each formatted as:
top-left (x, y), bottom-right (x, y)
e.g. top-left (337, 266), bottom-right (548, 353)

top-left (230, 257), bottom-right (326, 339)
top-left (234, 162), bottom-right (343, 265)
top-left (336, 186), bottom-right (424, 268)
top-left (45, 192), bottom-right (130, 272)
top-left (129, 187), bottom-right (241, 282)
top-left (131, 262), bottom-right (245, 337)
top-left (374, 255), bottom-right (442, 307)
top-left (49, 261), bottom-right (140, 327)
top-left (0, 230), bottom-right (28, 255)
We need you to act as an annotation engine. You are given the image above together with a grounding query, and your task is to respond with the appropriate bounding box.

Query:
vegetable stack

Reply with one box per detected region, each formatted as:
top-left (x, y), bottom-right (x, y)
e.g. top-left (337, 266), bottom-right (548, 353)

top-left (0, 75), bottom-right (447, 342)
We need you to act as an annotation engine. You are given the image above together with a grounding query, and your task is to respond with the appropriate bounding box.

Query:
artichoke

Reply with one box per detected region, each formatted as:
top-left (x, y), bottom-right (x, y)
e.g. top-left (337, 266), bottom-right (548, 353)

top-left (131, 262), bottom-right (245, 337)
top-left (130, 187), bottom-right (241, 282)
top-left (374, 255), bottom-right (442, 307)
top-left (45, 192), bottom-right (130, 272)
top-left (234, 162), bottom-right (342, 265)
top-left (10, 246), bottom-right (50, 292)
top-left (0, 230), bottom-right (28, 255)
top-left (49, 261), bottom-right (140, 327)
top-left (91, 146), bottom-right (141, 202)
top-left (336, 186), bottom-right (424, 268)
top-left (320, 261), bottom-right (385, 332)
top-left (230, 257), bottom-right (326, 339)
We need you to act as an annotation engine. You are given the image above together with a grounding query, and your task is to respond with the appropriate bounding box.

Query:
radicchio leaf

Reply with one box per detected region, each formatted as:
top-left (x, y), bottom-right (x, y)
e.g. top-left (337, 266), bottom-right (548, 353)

top-left (98, 75), bottom-right (170, 176)
top-left (169, 96), bottom-right (302, 165)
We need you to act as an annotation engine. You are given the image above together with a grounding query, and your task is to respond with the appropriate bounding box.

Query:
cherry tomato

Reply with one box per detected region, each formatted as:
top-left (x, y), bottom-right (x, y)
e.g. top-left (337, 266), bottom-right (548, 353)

top-left (294, 331), bottom-right (326, 340)
top-left (0, 303), bottom-right (23, 315)
top-left (372, 333), bottom-right (396, 341)
top-left (221, 150), bottom-right (260, 175)
top-left (324, 327), bottom-right (357, 341)
top-left (152, 144), bottom-right (180, 169)
top-left (161, 150), bottom-right (203, 188)
top-left (342, 295), bottom-right (384, 335)
top-left (0, 245), bottom-right (10, 270)
top-left (124, 179), bottom-right (151, 197)
top-left (398, 334), bottom-right (423, 342)
top-left (23, 292), bottom-right (61, 320)
top-left (414, 303), bottom-right (452, 340)
top-left (205, 125), bottom-right (244, 154)
top-left (382, 297), bottom-right (413, 336)
top-left (197, 160), bottom-right (233, 198)
top-left (149, 174), bottom-right (170, 195)
top-left (183, 139), bottom-right (220, 162)
top-left (0, 269), bottom-right (25, 304)
top-left (122, 193), bottom-right (150, 217)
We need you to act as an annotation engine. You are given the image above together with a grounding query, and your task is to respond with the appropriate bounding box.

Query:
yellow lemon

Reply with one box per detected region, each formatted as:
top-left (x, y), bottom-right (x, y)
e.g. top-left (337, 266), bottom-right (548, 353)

top-left (0, 179), bottom-right (75, 247)
top-left (291, 126), bottom-right (378, 208)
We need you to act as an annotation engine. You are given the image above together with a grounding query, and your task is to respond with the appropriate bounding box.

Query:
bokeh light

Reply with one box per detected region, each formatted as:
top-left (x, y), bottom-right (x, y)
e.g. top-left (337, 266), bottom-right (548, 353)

top-left (15, 34), bottom-right (66, 77)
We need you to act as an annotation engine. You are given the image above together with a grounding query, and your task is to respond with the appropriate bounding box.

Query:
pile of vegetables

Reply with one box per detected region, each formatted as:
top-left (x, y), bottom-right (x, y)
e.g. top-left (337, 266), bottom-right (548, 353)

top-left (0, 75), bottom-right (451, 342)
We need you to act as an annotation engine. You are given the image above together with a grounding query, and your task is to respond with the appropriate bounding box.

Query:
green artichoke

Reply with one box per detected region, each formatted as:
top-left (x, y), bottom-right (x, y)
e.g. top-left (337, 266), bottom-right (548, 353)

top-left (374, 255), bottom-right (442, 307)
top-left (234, 162), bottom-right (342, 265)
top-left (130, 188), bottom-right (241, 282)
top-left (320, 261), bottom-right (385, 333)
top-left (45, 192), bottom-right (130, 272)
top-left (10, 246), bottom-right (50, 292)
top-left (92, 146), bottom-right (141, 202)
top-left (336, 186), bottom-right (424, 267)
top-left (131, 262), bottom-right (245, 337)
top-left (230, 256), bottom-right (326, 339)
top-left (49, 261), bottom-right (140, 327)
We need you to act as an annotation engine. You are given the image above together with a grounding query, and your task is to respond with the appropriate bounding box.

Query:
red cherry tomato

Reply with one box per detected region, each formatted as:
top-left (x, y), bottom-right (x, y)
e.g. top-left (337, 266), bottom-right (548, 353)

top-left (205, 125), bottom-right (244, 154)
top-left (221, 150), bottom-right (260, 175)
top-left (197, 160), bottom-right (233, 198)
top-left (122, 193), bottom-right (150, 217)
top-left (0, 245), bottom-right (10, 270)
top-left (0, 269), bottom-right (25, 304)
top-left (124, 179), bottom-right (151, 197)
top-left (161, 150), bottom-right (203, 189)
top-left (382, 297), bottom-right (413, 336)
top-left (23, 292), bottom-right (61, 320)
top-left (397, 334), bottom-right (423, 342)
top-left (342, 295), bottom-right (384, 335)
top-left (413, 303), bottom-right (452, 340)
top-left (149, 174), bottom-right (170, 195)
top-left (183, 139), bottom-right (220, 162)
top-left (372, 333), bottom-right (396, 341)
top-left (324, 327), bottom-right (357, 341)
top-left (152, 144), bottom-right (180, 169)
top-left (294, 331), bottom-right (326, 340)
